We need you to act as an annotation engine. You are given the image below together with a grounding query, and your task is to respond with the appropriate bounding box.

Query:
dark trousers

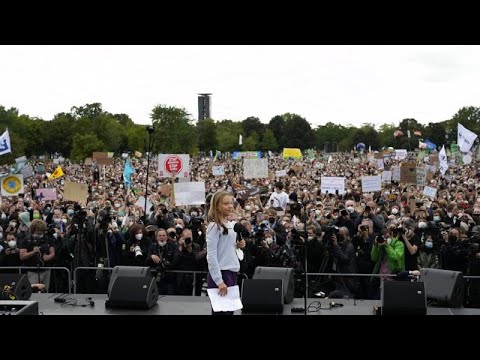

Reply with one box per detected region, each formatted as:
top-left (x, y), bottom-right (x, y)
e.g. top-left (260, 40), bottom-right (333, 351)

top-left (207, 270), bottom-right (237, 315)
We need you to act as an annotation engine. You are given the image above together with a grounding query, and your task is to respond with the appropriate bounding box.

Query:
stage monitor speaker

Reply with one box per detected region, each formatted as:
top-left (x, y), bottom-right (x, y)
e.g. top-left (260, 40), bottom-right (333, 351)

top-left (382, 281), bottom-right (426, 316)
top-left (241, 279), bottom-right (283, 314)
top-left (106, 269), bottom-right (158, 309)
top-left (253, 266), bottom-right (294, 304)
top-left (420, 268), bottom-right (464, 307)
top-left (107, 266), bottom-right (153, 296)
top-left (0, 274), bottom-right (32, 300)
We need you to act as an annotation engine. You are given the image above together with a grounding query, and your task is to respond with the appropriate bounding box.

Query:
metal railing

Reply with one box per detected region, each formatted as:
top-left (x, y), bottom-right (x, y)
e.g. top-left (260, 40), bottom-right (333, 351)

top-left (0, 266), bottom-right (72, 294)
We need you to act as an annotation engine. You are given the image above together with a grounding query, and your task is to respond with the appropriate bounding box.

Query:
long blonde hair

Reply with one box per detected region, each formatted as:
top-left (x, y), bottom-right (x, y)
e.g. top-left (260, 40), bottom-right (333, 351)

top-left (208, 191), bottom-right (233, 231)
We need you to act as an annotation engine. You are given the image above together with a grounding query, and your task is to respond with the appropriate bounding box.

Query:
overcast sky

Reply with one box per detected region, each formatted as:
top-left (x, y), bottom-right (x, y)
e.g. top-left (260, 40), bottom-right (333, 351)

top-left (1, 45), bottom-right (479, 128)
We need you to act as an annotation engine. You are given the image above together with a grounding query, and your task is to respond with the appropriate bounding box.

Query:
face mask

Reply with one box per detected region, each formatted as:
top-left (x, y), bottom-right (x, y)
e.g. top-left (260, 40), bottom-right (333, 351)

top-left (114, 203), bottom-right (121, 208)
top-left (53, 218), bottom-right (61, 223)
top-left (8, 240), bottom-right (16, 248)
top-left (268, 217), bottom-right (275, 224)
top-left (425, 241), bottom-right (433, 249)
top-left (447, 212), bottom-right (453, 217)
top-left (135, 234), bottom-right (143, 241)
top-left (52, 233), bottom-right (58, 239)
top-left (190, 211), bottom-right (198, 217)
top-left (307, 236), bottom-right (314, 241)
top-left (289, 200), bottom-right (294, 204)
top-left (448, 235), bottom-right (457, 243)
top-left (400, 212), bottom-right (405, 217)
top-left (386, 237), bottom-right (392, 245)
top-left (265, 237), bottom-right (273, 245)
top-left (9, 222), bottom-right (16, 227)
top-left (62, 219), bottom-right (68, 224)
top-left (347, 206), bottom-right (354, 213)
top-left (433, 215), bottom-right (441, 222)
top-left (158, 241), bottom-right (167, 247)
top-left (32, 234), bottom-right (43, 240)
top-left (244, 206), bottom-right (251, 212)
top-left (315, 210), bottom-right (322, 216)
top-left (418, 222), bottom-right (427, 229)
top-left (67, 209), bottom-right (74, 216)
top-left (1, 213), bottom-right (6, 219)
top-left (391, 208), bottom-right (398, 215)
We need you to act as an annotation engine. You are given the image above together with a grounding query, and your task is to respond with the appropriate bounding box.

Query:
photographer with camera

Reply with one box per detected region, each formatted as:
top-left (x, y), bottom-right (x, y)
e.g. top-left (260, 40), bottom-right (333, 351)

top-left (333, 208), bottom-right (355, 238)
top-left (125, 224), bottom-right (149, 266)
top-left (367, 225), bottom-right (404, 299)
top-left (354, 201), bottom-right (385, 234)
top-left (146, 228), bottom-right (177, 295)
top-left (19, 219), bottom-right (55, 291)
top-left (0, 231), bottom-right (22, 268)
top-left (351, 219), bottom-right (376, 299)
top-left (400, 218), bottom-right (421, 271)
top-left (440, 227), bottom-right (471, 273)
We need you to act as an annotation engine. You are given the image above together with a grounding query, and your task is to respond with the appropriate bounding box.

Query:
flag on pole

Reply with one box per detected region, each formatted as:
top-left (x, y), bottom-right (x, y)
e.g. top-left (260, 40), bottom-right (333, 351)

top-left (239, 135), bottom-right (243, 146)
top-left (0, 129), bottom-right (12, 156)
top-left (48, 166), bottom-right (64, 181)
top-left (123, 159), bottom-right (135, 189)
top-left (407, 130), bottom-right (411, 138)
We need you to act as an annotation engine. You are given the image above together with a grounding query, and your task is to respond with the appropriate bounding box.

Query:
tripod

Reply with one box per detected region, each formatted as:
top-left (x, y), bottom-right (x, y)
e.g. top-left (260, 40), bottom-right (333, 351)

top-left (312, 245), bottom-right (351, 298)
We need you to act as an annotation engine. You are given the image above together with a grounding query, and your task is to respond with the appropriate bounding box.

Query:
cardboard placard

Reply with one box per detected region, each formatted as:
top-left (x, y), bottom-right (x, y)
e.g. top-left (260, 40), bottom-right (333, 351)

top-left (84, 158), bottom-right (93, 166)
top-left (96, 157), bottom-right (114, 166)
top-left (63, 182), bottom-right (88, 203)
top-left (400, 163), bottom-right (417, 184)
top-left (92, 152), bottom-right (108, 160)
top-left (160, 184), bottom-right (172, 196)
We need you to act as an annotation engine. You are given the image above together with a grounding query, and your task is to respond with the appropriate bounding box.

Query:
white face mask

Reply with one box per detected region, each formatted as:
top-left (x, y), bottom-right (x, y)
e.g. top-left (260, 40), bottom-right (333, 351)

top-left (307, 236), bottom-right (314, 241)
top-left (418, 222), bottom-right (427, 229)
top-left (8, 240), bottom-right (16, 248)
top-left (114, 203), bottom-right (121, 208)
top-left (386, 238), bottom-right (392, 245)
top-left (265, 237), bottom-right (273, 244)
top-left (400, 212), bottom-right (405, 217)
top-left (391, 208), bottom-right (398, 215)
top-left (315, 210), bottom-right (322, 216)
top-left (433, 215), bottom-right (441, 222)
top-left (62, 219), bottom-right (68, 224)
top-left (347, 206), bottom-right (354, 213)
top-left (1, 213), bottom-right (6, 219)
top-left (190, 211), bottom-right (198, 217)
top-left (244, 206), bottom-right (251, 211)
top-left (53, 233), bottom-right (58, 239)
top-left (135, 234), bottom-right (143, 241)
top-left (158, 241), bottom-right (167, 247)
top-left (447, 212), bottom-right (453, 217)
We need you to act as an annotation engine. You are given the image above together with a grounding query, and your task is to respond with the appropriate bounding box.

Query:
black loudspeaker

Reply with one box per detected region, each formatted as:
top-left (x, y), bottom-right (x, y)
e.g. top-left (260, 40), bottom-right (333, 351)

top-left (241, 279), bottom-right (283, 314)
top-left (105, 266), bottom-right (158, 309)
top-left (253, 266), bottom-right (294, 304)
top-left (382, 281), bottom-right (427, 316)
top-left (0, 274), bottom-right (32, 300)
top-left (420, 268), bottom-right (464, 307)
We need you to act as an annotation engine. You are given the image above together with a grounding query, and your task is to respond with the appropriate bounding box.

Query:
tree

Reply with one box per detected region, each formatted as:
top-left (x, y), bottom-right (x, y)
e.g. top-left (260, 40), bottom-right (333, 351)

top-left (315, 122), bottom-right (350, 151)
top-left (216, 120), bottom-right (243, 152)
top-left (196, 118), bottom-right (218, 152)
top-left (260, 128), bottom-right (278, 151)
top-left (242, 133), bottom-right (259, 151)
top-left (241, 117), bottom-right (265, 140)
top-left (70, 133), bottom-right (105, 162)
top-left (151, 105), bottom-right (197, 154)
top-left (281, 113), bottom-right (315, 149)
top-left (268, 116), bottom-right (285, 149)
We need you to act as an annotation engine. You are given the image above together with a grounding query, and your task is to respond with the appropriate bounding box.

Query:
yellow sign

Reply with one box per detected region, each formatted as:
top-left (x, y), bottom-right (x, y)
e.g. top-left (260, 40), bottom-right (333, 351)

top-left (1, 175), bottom-right (23, 195)
top-left (282, 148), bottom-right (302, 159)
top-left (48, 166), bottom-right (64, 181)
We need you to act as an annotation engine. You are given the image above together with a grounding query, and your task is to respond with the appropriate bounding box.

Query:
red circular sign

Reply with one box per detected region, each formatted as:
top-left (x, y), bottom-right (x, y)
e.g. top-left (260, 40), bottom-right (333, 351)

top-left (164, 155), bottom-right (183, 175)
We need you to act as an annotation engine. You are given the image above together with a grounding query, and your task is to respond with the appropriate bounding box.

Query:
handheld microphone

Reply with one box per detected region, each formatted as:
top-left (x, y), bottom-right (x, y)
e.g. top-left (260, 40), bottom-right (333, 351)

top-left (233, 223), bottom-right (247, 240)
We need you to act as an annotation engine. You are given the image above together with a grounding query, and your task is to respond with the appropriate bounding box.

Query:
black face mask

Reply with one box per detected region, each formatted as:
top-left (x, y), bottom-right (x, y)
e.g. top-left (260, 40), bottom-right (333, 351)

top-left (337, 234), bottom-right (345, 243)
top-left (448, 235), bottom-right (458, 243)
top-left (268, 217), bottom-right (276, 224)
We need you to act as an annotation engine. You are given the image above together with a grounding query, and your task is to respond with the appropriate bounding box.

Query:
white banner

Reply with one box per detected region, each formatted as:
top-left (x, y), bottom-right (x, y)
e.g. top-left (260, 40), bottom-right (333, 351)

top-left (416, 167), bottom-right (427, 186)
top-left (392, 166), bottom-right (401, 182)
top-left (439, 145), bottom-right (449, 175)
top-left (423, 186), bottom-right (438, 199)
top-left (394, 149), bottom-right (407, 160)
top-left (275, 170), bottom-right (287, 177)
top-left (458, 123), bottom-right (478, 153)
top-left (377, 159), bottom-right (384, 170)
top-left (361, 176), bottom-right (382, 193)
top-left (243, 158), bottom-right (268, 179)
top-left (382, 171), bottom-right (392, 182)
top-left (135, 196), bottom-right (154, 215)
top-left (174, 182), bottom-right (206, 206)
top-left (158, 154), bottom-right (190, 178)
top-left (212, 166), bottom-right (225, 176)
top-left (320, 176), bottom-right (345, 195)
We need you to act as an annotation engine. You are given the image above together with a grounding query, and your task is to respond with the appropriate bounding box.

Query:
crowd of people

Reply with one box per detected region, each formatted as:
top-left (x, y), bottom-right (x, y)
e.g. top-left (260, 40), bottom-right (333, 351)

top-left (1, 150), bottom-right (480, 305)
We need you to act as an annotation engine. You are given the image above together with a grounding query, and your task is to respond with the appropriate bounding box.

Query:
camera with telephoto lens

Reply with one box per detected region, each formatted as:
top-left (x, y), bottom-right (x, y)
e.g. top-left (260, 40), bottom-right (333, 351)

top-left (376, 235), bottom-right (385, 244)
top-left (184, 237), bottom-right (192, 246)
top-left (322, 225), bottom-right (339, 246)
top-left (392, 226), bottom-right (404, 237)
top-left (134, 245), bottom-right (143, 259)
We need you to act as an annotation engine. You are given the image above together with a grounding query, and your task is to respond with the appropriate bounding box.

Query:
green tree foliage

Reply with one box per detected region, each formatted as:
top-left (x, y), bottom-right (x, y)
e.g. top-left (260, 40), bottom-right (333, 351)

top-left (70, 133), bottom-right (105, 162)
top-left (267, 116), bottom-right (285, 150)
top-left (449, 106), bottom-right (480, 135)
top-left (315, 122), bottom-right (350, 151)
top-left (242, 133), bottom-right (259, 151)
top-left (197, 118), bottom-right (218, 152)
top-left (260, 128), bottom-right (278, 151)
top-left (241, 117), bottom-right (265, 141)
top-left (215, 120), bottom-right (243, 152)
top-left (281, 113), bottom-right (316, 149)
top-left (151, 105), bottom-right (197, 154)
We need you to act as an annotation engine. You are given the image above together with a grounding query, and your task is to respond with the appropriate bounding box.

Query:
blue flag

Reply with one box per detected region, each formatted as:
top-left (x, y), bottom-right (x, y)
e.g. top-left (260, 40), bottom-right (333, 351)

top-left (123, 159), bottom-right (134, 189)
top-left (424, 139), bottom-right (437, 151)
